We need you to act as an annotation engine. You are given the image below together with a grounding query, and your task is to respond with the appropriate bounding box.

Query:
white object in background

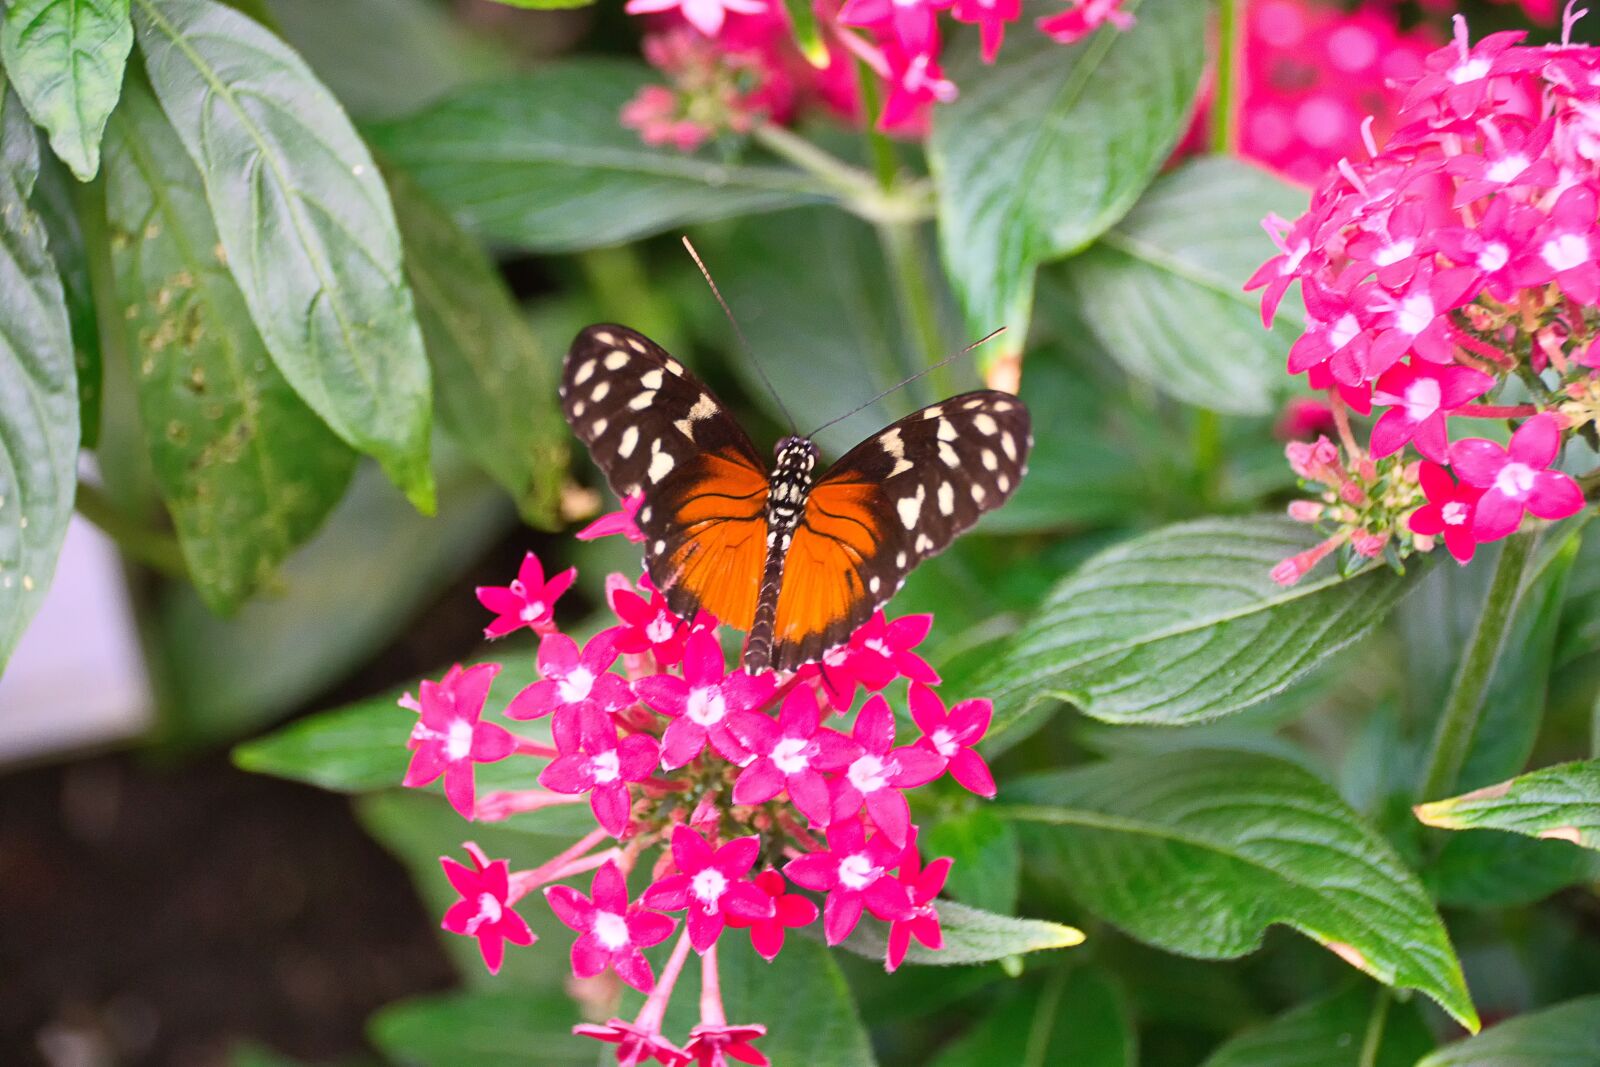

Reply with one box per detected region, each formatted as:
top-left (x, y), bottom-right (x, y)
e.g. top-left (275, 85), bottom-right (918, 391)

top-left (0, 516), bottom-right (152, 763)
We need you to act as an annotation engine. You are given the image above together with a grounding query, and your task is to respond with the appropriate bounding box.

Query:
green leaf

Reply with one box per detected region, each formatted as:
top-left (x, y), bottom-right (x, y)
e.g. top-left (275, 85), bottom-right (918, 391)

top-left (103, 81), bottom-right (355, 613)
top-left (369, 989), bottom-right (589, 1067)
top-left (0, 80), bottom-right (78, 670)
top-left (1416, 996), bottom-right (1600, 1067)
top-left (0, 0), bottom-right (132, 179)
top-left (835, 899), bottom-right (1084, 967)
top-left (388, 164), bottom-right (565, 527)
top-left (1198, 985), bottom-right (1434, 1067)
top-left (1424, 830), bottom-right (1600, 910)
top-left (477, 0), bottom-right (593, 7)
top-left (977, 516), bottom-right (1418, 738)
top-left (363, 62), bottom-right (827, 253)
top-left (931, 970), bottom-right (1135, 1067)
top-left (1005, 750), bottom-right (1478, 1030)
top-left (712, 936), bottom-right (879, 1067)
top-left (131, 0), bottom-right (435, 509)
top-left (923, 807), bottom-right (1020, 915)
top-left (1057, 157), bottom-right (1307, 415)
top-left (1416, 759), bottom-right (1600, 852)
top-left (31, 154), bottom-right (102, 446)
top-left (929, 0), bottom-right (1206, 349)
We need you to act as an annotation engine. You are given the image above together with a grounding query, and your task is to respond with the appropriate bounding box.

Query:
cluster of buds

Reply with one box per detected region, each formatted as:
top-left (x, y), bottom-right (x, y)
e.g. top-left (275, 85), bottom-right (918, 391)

top-left (400, 505), bottom-right (996, 1064)
top-left (619, 0), bottom-right (1135, 144)
top-left (1249, 10), bottom-right (1599, 582)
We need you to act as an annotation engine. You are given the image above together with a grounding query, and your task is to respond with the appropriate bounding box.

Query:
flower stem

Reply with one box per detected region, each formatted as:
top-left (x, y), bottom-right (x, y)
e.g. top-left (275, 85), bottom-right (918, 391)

top-left (877, 222), bottom-right (948, 389)
top-left (853, 57), bottom-right (900, 191)
top-left (1212, 0), bottom-right (1242, 154)
top-left (754, 123), bottom-right (878, 199)
top-left (1457, 404), bottom-right (1539, 419)
top-left (1417, 531), bottom-right (1539, 800)
top-left (699, 942), bottom-right (727, 1026)
top-left (752, 124), bottom-right (933, 224)
top-left (637, 930), bottom-right (695, 1031)
top-left (74, 481), bottom-right (188, 579)
top-left (1356, 991), bottom-right (1391, 1067)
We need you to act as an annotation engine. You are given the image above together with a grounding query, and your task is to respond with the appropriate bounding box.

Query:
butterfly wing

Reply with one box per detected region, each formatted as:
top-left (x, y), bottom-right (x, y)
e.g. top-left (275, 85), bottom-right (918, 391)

top-left (769, 391), bottom-right (1032, 670)
top-left (562, 324), bottom-right (770, 631)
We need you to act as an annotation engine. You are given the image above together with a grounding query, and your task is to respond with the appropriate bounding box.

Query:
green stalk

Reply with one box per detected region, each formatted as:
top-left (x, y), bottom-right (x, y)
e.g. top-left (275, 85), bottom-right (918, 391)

top-left (75, 482), bottom-right (188, 579)
top-left (877, 221), bottom-right (947, 390)
top-left (854, 57), bottom-right (900, 191)
top-left (1418, 531), bottom-right (1539, 800)
top-left (1356, 991), bottom-right (1391, 1067)
top-left (1211, 0), bottom-right (1241, 154)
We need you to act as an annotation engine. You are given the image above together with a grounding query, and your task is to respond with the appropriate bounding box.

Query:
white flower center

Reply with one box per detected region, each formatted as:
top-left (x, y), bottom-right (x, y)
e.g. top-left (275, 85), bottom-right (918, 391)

top-left (1396, 292), bottom-right (1435, 336)
top-left (823, 646), bottom-right (850, 667)
top-left (771, 737), bottom-right (812, 775)
top-left (589, 750), bottom-right (621, 784)
top-left (465, 892), bottom-right (502, 933)
top-left (1372, 238), bottom-right (1415, 267)
top-left (645, 612), bottom-right (674, 644)
top-left (930, 728), bottom-right (960, 759)
top-left (1485, 154), bottom-right (1528, 183)
top-left (558, 667), bottom-right (596, 704)
top-left (1442, 501), bottom-right (1470, 526)
top-left (519, 600), bottom-right (546, 623)
top-left (593, 911), bottom-right (630, 950)
top-left (862, 638), bottom-right (891, 657)
top-left (1494, 461), bottom-right (1538, 499)
top-left (1329, 312), bottom-right (1362, 350)
top-left (1543, 233), bottom-right (1590, 273)
top-left (1449, 57), bottom-right (1491, 84)
top-left (838, 854), bottom-right (878, 891)
top-left (1402, 378), bottom-right (1443, 422)
top-left (1478, 241), bottom-right (1509, 272)
top-left (691, 868), bottom-right (730, 905)
top-left (446, 719), bottom-right (474, 761)
top-left (847, 754), bottom-right (894, 794)
top-left (686, 687), bottom-right (727, 727)
top-left (1283, 239), bottom-right (1309, 274)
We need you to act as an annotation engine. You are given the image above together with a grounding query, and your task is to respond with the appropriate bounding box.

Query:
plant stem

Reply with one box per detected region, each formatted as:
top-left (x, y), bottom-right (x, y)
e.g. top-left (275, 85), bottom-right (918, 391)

top-left (752, 124), bottom-right (933, 224)
top-left (854, 58), bottom-right (900, 190)
top-left (1211, 0), bottom-right (1242, 154)
top-left (753, 123), bottom-right (878, 199)
top-left (1417, 531), bottom-right (1538, 800)
top-left (75, 482), bottom-right (188, 579)
top-left (878, 222), bottom-right (947, 388)
top-left (1356, 991), bottom-right (1391, 1067)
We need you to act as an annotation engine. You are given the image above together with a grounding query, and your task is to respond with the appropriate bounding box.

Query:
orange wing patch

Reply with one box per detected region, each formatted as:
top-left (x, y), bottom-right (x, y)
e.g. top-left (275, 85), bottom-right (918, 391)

top-left (772, 481), bottom-right (882, 657)
top-left (665, 450), bottom-right (770, 632)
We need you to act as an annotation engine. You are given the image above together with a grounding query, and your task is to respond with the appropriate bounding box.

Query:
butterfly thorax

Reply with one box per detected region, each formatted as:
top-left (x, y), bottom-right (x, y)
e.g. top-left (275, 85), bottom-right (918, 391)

top-left (764, 436), bottom-right (818, 539)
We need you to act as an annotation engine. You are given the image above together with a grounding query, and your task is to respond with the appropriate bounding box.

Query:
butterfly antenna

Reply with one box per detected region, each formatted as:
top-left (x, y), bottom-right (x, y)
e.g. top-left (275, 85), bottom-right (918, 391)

top-left (806, 327), bottom-right (1007, 439)
top-left (681, 236), bottom-right (799, 436)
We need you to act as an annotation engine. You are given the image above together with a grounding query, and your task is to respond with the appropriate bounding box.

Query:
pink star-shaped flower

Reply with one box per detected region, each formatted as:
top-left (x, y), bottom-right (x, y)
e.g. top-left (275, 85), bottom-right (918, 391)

top-left (1345, 193), bottom-right (1447, 289)
top-left (1246, 210), bottom-right (1327, 330)
top-left (838, 0), bottom-right (941, 56)
top-left (475, 552), bottom-right (575, 640)
top-left (684, 1023), bottom-right (769, 1067)
top-left (730, 686), bottom-right (859, 826)
top-left (783, 817), bottom-right (914, 944)
top-left (538, 725), bottom-right (660, 837)
top-left (1036, 0), bottom-right (1134, 44)
top-left (642, 827), bottom-right (774, 952)
top-left (507, 632), bottom-right (635, 746)
top-left (1444, 118), bottom-right (1558, 204)
top-left (635, 631), bottom-right (776, 769)
top-left (1435, 195), bottom-right (1540, 304)
top-left (950, 0), bottom-right (1019, 63)
top-left (1366, 260), bottom-right (1478, 374)
top-left (1401, 19), bottom-right (1535, 120)
top-left (884, 837), bottom-right (951, 973)
top-left (830, 695), bottom-right (944, 847)
top-left (403, 663), bottom-right (515, 819)
top-left (439, 843), bottom-right (535, 974)
top-left (1514, 184), bottom-right (1600, 306)
top-left (609, 572), bottom-right (716, 669)
top-left (577, 491), bottom-right (647, 544)
top-left (1449, 413), bottom-right (1585, 541)
top-left (907, 683), bottom-right (996, 798)
top-left (878, 42), bottom-right (957, 133)
top-left (725, 869), bottom-right (819, 961)
top-left (547, 861), bottom-right (677, 993)
top-left (1369, 360), bottom-right (1495, 463)
top-left (1288, 275), bottom-right (1375, 384)
top-left (1409, 462), bottom-right (1486, 564)
top-left (802, 612), bottom-right (940, 712)
top-left (574, 1019), bottom-right (691, 1067)
top-left (624, 0), bottom-right (766, 37)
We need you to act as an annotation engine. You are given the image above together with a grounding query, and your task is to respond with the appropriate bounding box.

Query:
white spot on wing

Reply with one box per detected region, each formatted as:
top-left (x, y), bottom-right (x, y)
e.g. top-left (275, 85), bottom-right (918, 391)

top-left (937, 482), bottom-right (954, 516)
top-left (936, 418), bottom-right (958, 443)
top-left (981, 449), bottom-right (997, 470)
top-left (618, 425), bottom-right (639, 458)
top-left (938, 441), bottom-right (959, 468)
top-left (915, 533), bottom-right (934, 553)
top-left (897, 485), bottom-right (925, 529)
top-left (973, 413), bottom-right (998, 436)
top-left (881, 427), bottom-right (912, 477)
top-left (971, 484), bottom-right (987, 504)
top-left (627, 337), bottom-right (646, 352)
top-left (629, 390), bottom-right (657, 411)
top-left (648, 440), bottom-right (675, 483)
top-left (591, 381), bottom-right (611, 402)
top-left (593, 330), bottom-right (616, 346)
top-left (592, 418), bottom-right (608, 437)
top-left (688, 394), bottom-right (718, 421)
top-left (604, 350), bottom-right (629, 370)
top-left (573, 359), bottom-right (596, 386)
top-left (998, 473), bottom-right (1011, 492)
top-left (1001, 432), bottom-right (1017, 460)
top-left (572, 400), bottom-right (587, 417)
top-left (962, 398), bottom-right (984, 410)
top-left (664, 358), bottom-right (684, 376)
top-left (870, 576), bottom-right (881, 594)
top-left (895, 551), bottom-right (907, 568)
top-left (641, 368), bottom-right (664, 389)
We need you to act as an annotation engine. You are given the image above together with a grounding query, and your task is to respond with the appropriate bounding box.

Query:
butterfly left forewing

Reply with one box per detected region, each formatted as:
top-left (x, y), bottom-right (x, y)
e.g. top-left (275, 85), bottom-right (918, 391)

top-left (769, 390), bottom-right (1032, 670)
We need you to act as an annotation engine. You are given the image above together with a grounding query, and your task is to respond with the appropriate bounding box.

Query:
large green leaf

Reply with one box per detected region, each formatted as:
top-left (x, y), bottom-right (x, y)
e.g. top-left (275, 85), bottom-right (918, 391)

top-left (103, 82), bottom-right (355, 613)
top-left (931, 970), bottom-right (1135, 1067)
top-left (1005, 750), bottom-right (1478, 1030)
top-left (31, 154), bottom-right (102, 446)
top-left (364, 62), bottom-right (827, 253)
top-left (0, 0), bottom-right (132, 179)
top-left (1198, 985), bottom-right (1434, 1067)
top-left (928, 0), bottom-right (1205, 349)
top-left (131, 0), bottom-right (435, 509)
top-left (976, 517), bottom-right (1418, 738)
top-left (1424, 830), bottom-right (1600, 909)
top-left (713, 937), bottom-right (879, 1067)
top-left (0, 81), bottom-right (78, 671)
top-left (1416, 759), bottom-right (1600, 853)
top-left (835, 899), bottom-right (1084, 967)
top-left (1417, 996), bottom-right (1600, 1067)
top-left (388, 165), bottom-right (565, 527)
top-left (923, 807), bottom-right (1019, 915)
top-left (1058, 157), bottom-right (1307, 415)
top-left (369, 989), bottom-right (588, 1067)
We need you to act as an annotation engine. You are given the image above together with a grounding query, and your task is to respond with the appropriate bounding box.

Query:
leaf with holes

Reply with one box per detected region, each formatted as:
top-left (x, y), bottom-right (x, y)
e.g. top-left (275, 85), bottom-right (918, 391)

top-left (976, 516), bottom-right (1419, 740)
top-left (0, 0), bottom-right (133, 179)
top-left (1417, 996), bottom-right (1600, 1067)
top-left (104, 82), bottom-right (355, 614)
top-left (131, 0), bottom-right (434, 510)
top-left (1416, 760), bottom-right (1600, 853)
top-left (364, 62), bottom-right (826, 253)
top-left (1005, 750), bottom-right (1477, 1030)
top-left (929, 0), bottom-right (1206, 353)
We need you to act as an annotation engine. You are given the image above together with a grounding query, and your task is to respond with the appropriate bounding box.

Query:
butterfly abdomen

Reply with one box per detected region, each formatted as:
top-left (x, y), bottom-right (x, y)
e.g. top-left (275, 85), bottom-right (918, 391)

top-left (745, 437), bottom-right (817, 672)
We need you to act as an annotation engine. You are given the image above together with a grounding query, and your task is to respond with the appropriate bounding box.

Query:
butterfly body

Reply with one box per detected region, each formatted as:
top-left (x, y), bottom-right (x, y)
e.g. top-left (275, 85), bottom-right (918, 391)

top-left (561, 325), bottom-right (1031, 674)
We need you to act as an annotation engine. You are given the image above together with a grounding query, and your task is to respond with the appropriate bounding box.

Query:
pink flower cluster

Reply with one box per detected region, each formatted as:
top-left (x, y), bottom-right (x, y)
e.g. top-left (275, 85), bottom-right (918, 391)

top-left (402, 531), bottom-right (998, 1064)
top-left (619, 0), bottom-right (1134, 145)
top-left (1249, 12), bottom-right (1598, 582)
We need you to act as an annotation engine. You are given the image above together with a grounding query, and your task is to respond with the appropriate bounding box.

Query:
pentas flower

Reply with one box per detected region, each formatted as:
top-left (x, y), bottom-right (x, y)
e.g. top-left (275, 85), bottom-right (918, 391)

top-left (731, 686), bottom-right (859, 826)
top-left (1036, 0), bottom-right (1133, 45)
top-left (625, 0), bottom-right (767, 38)
top-left (830, 695), bottom-right (944, 847)
top-left (439, 843), bottom-right (535, 974)
top-left (547, 861), bottom-right (678, 993)
top-left (803, 611), bottom-right (939, 711)
top-left (578, 492), bottom-right (648, 543)
top-left (577, 930), bottom-right (696, 1066)
top-left (1449, 414), bottom-right (1584, 541)
top-left (1514, 185), bottom-right (1600, 306)
top-left (878, 41), bottom-right (957, 134)
top-left (635, 631), bottom-right (776, 768)
top-left (684, 1023), bottom-right (767, 1067)
top-left (508, 632), bottom-right (635, 745)
top-left (726, 869), bottom-right (819, 960)
top-left (838, 0), bottom-right (940, 57)
top-left (609, 573), bottom-right (716, 669)
top-left (643, 828), bottom-right (773, 952)
top-left (403, 663), bottom-right (515, 820)
top-left (1366, 261), bottom-right (1477, 372)
top-left (907, 682), bottom-right (996, 797)
top-left (950, 0), bottom-right (1019, 63)
top-left (884, 837), bottom-right (951, 973)
top-left (1369, 361), bottom-right (1495, 463)
top-left (476, 552), bottom-right (575, 640)
top-left (1408, 462), bottom-right (1485, 564)
top-left (785, 816), bottom-right (914, 943)
top-left (540, 728), bottom-right (661, 837)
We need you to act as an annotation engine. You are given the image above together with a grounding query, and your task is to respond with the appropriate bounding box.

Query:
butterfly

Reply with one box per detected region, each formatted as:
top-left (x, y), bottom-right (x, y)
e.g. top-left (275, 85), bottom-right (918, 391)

top-left (560, 324), bottom-right (1032, 673)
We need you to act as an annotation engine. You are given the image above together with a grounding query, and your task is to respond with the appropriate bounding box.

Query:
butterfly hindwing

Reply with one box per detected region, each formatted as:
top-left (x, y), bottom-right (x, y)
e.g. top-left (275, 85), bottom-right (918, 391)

top-left (561, 324), bottom-right (769, 630)
top-left (768, 390), bottom-right (1032, 670)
